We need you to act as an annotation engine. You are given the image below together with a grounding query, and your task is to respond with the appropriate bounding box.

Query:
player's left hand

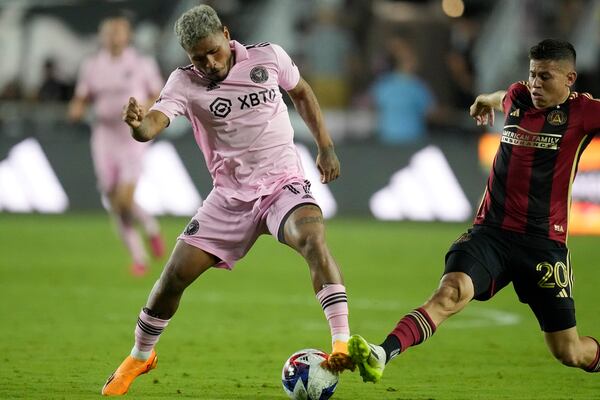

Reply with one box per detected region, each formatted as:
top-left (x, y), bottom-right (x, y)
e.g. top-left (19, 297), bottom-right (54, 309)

top-left (316, 146), bottom-right (340, 184)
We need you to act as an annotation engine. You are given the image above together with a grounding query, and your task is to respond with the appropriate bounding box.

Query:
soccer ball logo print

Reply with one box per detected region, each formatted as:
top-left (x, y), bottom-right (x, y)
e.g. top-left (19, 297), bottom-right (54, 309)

top-left (281, 349), bottom-right (338, 400)
top-left (210, 97), bottom-right (232, 118)
top-left (250, 66), bottom-right (269, 83)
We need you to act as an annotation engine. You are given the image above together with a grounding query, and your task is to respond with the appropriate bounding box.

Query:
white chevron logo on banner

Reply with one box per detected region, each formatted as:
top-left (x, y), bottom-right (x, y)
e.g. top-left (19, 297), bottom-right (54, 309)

top-left (134, 141), bottom-right (203, 216)
top-left (0, 138), bottom-right (69, 213)
top-left (370, 145), bottom-right (471, 221)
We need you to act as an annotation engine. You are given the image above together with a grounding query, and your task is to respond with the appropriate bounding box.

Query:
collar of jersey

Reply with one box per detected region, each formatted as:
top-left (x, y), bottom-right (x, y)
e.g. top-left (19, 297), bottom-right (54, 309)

top-left (230, 40), bottom-right (249, 63)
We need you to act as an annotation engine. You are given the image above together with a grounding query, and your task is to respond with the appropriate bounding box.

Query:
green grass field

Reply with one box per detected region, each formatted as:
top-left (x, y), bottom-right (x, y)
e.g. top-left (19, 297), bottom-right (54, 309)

top-left (1, 213), bottom-right (599, 399)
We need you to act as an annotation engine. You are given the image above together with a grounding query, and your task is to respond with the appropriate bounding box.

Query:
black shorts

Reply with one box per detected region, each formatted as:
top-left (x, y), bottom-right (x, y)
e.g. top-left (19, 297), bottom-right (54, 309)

top-left (445, 225), bottom-right (575, 332)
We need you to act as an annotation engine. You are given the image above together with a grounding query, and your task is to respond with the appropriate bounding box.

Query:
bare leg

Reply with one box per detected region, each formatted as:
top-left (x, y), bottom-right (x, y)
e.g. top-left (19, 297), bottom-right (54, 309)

top-left (545, 328), bottom-right (600, 370)
top-left (282, 204), bottom-right (342, 292)
top-left (101, 241), bottom-right (218, 396)
top-left (146, 240), bottom-right (218, 319)
top-left (282, 204), bottom-right (352, 371)
top-left (348, 272), bottom-right (475, 383)
top-left (108, 183), bottom-right (147, 272)
top-left (108, 183), bottom-right (136, 226)
top-left (131, 241), bottom-right (218, 357)
top-left (421, 271), bottom-right (475, 326)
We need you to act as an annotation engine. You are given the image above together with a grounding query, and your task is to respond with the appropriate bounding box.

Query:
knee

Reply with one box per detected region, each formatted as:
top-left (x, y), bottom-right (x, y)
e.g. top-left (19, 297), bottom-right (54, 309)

top-left (159, 261), bottom-right (191, 294)
top-left (111, 200), bottom-right (133, 221)
top-left (432, 285), bottom-right (463, 314)
top-left (119, 208), bottom-right (134, 224)
top-left (295, 231), bottom-right (326, 258)
top-left (430, 277), bottom-right (473, 315)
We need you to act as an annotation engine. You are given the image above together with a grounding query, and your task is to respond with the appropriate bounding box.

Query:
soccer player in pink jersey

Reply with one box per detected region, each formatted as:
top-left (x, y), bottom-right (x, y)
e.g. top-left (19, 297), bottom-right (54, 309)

top-left (101, 5), bottom-right (353, 396)
top-left (68, 16), bottom-right (165, 276)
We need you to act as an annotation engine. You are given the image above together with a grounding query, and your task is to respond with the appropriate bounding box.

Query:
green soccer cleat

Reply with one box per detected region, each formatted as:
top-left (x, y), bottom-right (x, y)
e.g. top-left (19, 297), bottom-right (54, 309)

top-left (348, 334), bottom-right (386, 383)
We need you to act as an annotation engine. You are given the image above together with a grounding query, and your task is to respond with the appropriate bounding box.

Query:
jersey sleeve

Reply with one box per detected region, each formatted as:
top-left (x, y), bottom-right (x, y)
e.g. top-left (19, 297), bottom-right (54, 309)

top-left (502, 81), bottom-right (531, 114)
top-left (582, 94), bottom-right (600, 136)
top-left (74, 58), bottom-right (93, 100)
top-left (149, 69), bottom-right (188, 122)
top-left (270, 43), bottom-right (300, 91)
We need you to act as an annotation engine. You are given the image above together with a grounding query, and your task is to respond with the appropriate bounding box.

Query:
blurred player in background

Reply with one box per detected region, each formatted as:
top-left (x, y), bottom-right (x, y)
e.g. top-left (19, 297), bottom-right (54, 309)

top-left (101, 5), bottom-right (353, 396)
top-left (68, 15), bottom-right (165, 276)
top-left (349, 39), bottom-right (600, 382)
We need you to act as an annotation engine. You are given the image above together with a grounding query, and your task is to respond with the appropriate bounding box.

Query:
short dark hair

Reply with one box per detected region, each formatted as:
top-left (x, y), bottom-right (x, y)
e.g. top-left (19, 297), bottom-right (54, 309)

top-left (529, 39), bottom-right (576, 65)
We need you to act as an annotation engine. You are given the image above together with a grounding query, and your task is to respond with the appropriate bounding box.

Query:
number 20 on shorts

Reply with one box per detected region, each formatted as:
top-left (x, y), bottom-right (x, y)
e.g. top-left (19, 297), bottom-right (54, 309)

top-left (536, 261), bottom-right (571, 289)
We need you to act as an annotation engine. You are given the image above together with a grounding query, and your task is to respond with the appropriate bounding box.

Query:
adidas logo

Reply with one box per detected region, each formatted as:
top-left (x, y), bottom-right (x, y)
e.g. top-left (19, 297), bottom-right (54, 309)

top-left (206, 81), bottom-right (220, 91)
top-left (510, 108), bottom-right (520, 117)
top-left (0, 138), bottom-right (68, 213)
top-left (369, 146), bottom-right (471, 221)
top-left (133, 141), bottom-right (203, 216)
top-left (369, 344), bottom-right (380, 360)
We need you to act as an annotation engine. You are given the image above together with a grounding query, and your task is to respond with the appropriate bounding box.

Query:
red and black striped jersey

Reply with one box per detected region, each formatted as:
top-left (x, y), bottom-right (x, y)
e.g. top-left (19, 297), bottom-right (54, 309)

top-left (474, 81), bottom-right (600, 242)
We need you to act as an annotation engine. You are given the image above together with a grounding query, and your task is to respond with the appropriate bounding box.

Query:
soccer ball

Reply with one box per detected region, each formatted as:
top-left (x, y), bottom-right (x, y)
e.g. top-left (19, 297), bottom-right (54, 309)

top-left (281, 348), bottom-right (339, 400)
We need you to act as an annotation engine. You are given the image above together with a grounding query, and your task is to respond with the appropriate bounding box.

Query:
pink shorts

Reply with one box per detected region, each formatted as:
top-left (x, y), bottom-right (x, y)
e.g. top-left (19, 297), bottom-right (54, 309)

top-left (178, 179), bottom-right (319, 269)
top-left (91, 125), bottom-right (148, 193)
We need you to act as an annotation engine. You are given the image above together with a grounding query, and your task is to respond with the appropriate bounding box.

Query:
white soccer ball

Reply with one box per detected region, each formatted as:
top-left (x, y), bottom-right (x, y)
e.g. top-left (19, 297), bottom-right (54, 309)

top-left (281, 348), bottom-right (339, 400)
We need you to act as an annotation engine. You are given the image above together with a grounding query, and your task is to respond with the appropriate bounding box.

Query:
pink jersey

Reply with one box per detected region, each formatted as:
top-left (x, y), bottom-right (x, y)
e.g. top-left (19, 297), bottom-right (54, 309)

top-left (75, 47), bottom-right (163, 191)
top-left (151, 40), bottom-right (305, 202)
top-left (75, 47), bottom-right (163, 138)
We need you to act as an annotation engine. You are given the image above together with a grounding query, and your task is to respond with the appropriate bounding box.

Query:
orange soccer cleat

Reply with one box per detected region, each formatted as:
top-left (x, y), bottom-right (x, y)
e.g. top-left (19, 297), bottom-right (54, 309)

top-left (322, 340), bottom-right (356, 373)
top-left (101, 350), bottom-right (158, 396)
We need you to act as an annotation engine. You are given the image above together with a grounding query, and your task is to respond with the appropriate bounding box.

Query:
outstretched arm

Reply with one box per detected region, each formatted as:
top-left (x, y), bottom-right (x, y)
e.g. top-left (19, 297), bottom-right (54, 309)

top-left (469, 90), bottom-right (506, 126)
top-left (67, 96), bottom-right (88, 122)
top-left (123, 97), bottom-right (169, 142)
top-left (286, 77), bottom-right (340, 183)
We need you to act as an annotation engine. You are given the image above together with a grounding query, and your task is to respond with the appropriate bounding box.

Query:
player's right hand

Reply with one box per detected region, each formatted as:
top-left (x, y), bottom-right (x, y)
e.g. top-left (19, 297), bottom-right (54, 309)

top-left (123, 97), bottom-right (144, 129)
top-left (469, 96), bottom-right (495, 127)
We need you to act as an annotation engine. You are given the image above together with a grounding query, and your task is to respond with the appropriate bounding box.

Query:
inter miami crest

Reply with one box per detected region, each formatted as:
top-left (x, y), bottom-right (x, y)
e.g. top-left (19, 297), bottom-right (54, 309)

top-left (184, 219), bottom-right (200, 235)
top-left (250, 66), bottom-right (269, 83)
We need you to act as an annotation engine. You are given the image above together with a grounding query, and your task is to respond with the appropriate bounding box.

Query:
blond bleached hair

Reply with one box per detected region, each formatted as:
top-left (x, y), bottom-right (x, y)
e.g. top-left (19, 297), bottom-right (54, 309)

top-left (174, 5), bottom-right (223, 51)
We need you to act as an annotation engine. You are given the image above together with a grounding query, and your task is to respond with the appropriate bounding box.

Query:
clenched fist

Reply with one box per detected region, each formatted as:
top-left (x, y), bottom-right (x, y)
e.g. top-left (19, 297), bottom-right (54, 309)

top-left (123, 97), bottom-right (144, 129)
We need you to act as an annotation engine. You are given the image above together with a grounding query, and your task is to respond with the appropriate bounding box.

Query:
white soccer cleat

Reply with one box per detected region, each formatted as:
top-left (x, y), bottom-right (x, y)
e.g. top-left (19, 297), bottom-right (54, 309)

top-left (348, 335), bottom-right (386, 383)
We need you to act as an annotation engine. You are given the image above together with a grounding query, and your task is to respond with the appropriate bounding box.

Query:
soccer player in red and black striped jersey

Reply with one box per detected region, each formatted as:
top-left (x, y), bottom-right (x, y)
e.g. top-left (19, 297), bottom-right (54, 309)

top-left (348, 39), bottom-right (600, 383)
